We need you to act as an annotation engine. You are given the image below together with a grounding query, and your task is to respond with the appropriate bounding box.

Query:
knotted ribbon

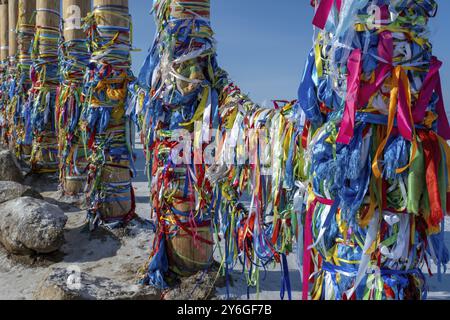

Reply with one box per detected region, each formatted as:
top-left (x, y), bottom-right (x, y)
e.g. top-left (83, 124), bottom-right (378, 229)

top-left (372, 66), bottom-right (417, 178)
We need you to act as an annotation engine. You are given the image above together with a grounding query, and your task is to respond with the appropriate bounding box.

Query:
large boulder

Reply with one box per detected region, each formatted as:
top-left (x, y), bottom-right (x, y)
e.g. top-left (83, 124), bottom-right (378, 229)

top-left (0, 150), bottom-right (24, 183)
top-left (34, 268), bottom-right (161, 300)
top-left (0, 197), bottom-right (67, 255)
top-left (0, 181), bottom-right (43, 204)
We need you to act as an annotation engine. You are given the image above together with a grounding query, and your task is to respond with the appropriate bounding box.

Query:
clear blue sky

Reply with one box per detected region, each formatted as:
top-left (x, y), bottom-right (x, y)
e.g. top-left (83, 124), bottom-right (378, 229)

top-left (129, 0), bottom-right (450, 110)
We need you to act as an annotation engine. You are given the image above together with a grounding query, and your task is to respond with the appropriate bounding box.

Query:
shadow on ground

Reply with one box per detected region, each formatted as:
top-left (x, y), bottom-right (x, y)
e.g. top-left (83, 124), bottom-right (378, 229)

top-left (62, 225), bottom-right (122, 264)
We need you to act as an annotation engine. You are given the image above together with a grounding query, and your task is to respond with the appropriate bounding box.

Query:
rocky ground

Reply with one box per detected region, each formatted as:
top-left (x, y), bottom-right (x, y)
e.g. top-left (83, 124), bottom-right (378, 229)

top-left (0, 142), bottom-right (227, 300)
top-left (0, 142), bottom-right (449, 300)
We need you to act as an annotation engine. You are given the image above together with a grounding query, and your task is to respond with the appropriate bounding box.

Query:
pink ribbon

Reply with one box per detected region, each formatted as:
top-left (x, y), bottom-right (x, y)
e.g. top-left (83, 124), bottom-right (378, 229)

top-left (302, 196), bottom-right (334, 300)
top-left (336, 49), bottom-right (362, 145)
top-left (413, 57), bottom-right (450, 140)
top-left (312, 0), bottom-right (342, 30)
top-left (338, 31), bottom-right (394, 145)
top-left (358, 31), bottom-right (393, 107)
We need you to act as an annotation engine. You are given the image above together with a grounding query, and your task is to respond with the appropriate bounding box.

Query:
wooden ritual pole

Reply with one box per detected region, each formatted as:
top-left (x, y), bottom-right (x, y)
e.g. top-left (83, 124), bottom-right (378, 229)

top-left (0, 1), bottom-right (8, 63)
top-left (15, 0), bottom-right (36, 163)
top-left (63, 0), bottom-right (90, 41)
top-left (0, 0), bottom-right (9, 146)
top-left (164, 0), bottom-right (214, 277)
top-left (36, 1), bottom-right (60, 37)
top-left (8, 0), bottom-right (17, 60)
top-left (30, 0), bottom-right (60, 173)
top-left (84, 0), bottom-right (135, 228)
top-left (58, 0), bottom-right (91, 195)
top-left (3, 0), bottom-right (18, 150)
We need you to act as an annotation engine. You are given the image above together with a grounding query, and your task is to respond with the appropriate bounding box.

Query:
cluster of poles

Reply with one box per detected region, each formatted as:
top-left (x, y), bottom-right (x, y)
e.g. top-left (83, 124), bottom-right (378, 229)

top-left (0, 0), bottom-right (135, 229)
top-left (1, 0), bottom-right (449, 301)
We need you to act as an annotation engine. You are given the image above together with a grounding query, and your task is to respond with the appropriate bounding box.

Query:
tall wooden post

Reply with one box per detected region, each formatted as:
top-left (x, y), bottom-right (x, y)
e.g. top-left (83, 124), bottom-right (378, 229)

top-left (0, 0), bottom-right (9, 146)
top-left (36, 0), bottom-right (60, 28)
top-left (63, 0), bottom-right (90, 40)
top-left (8, 0), bottom-right (17, 60)
top-left (135, 0), bottom-right (215, 288)
top-left (17, 0), bottom-right (36, 73)
top-left (0, 0), bottom-right (8, 63)
top-left (166, 0), bottom-right (214, 279)
top-left (15, 0), bottom-right (36, 163)
top-left (94, 0), bottom-right (129, 28)
top-left (57, 0), bottom-right (91, 195)
top-left (3, 0), bottom-right (18, 150)
top-left (83, 0), bottom-right (135, 228)
top-left (30, 0), bottom-right (60, 173)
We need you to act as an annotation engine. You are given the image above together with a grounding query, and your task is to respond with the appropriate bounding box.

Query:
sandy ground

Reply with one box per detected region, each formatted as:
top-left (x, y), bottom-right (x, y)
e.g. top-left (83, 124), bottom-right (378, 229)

top-left (1, 140), bottom-right (449, 300)
top-left (0, 140), bottom-right (154, 300)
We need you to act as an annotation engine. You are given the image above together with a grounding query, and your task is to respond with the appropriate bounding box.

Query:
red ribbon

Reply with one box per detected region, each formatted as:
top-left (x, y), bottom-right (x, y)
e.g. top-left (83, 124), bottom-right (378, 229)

top-left (302, 120), bottom-right (311, 149)
top-left (171, 213), bottom-right (214, 245)
top-left (418, 130), bottom-right (443, 227)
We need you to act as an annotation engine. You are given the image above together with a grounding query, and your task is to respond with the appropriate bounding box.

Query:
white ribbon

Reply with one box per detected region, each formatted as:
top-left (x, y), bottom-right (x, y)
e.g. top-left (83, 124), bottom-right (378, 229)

top-left (345, 210), bottom-right (380, 298)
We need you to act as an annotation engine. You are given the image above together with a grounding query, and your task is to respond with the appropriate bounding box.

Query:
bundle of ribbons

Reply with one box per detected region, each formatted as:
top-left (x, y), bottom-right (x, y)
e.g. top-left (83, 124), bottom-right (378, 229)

top-left (129, 0), bottom-right (219, 289)
top-left (0, 57), bottom-right (9, 146)
top-left (129, 0), bottom-right (305, 298)
top-left (3, 46), bottom-right (19, 152)
top-left (28, 8), bottom-right (61, 173)
top-left (297, 0), bottom-right (450, 300)
top-left (0, 0), bottom-right (9, 147)
top-left (80, 4), bottom-right (136, 229)
top-left (205, 94), bottom-right (307, 300)
top-left (56, 16), bottom-right (90, 194)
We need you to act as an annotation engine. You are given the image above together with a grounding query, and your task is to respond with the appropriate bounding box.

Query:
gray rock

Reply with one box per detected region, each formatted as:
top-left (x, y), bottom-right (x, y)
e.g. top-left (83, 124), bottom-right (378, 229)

top-left (34, 268), bottom-right (161, 300)
top-left (0, 181), bottom-right (43, 204)
top-left (0, 150), bottom-right (24, 183)
top-left (0, 197), bottom-right (67, 255)
top-left (163, 267), bottom-right (226, 300)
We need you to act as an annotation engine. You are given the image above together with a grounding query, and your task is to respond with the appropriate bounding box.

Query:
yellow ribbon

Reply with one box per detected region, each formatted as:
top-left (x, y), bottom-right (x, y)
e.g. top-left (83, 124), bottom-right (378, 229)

top-left (372, 66), bottom-right (417, 178)
top-left (180, 86), bottom-right (209, 127)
